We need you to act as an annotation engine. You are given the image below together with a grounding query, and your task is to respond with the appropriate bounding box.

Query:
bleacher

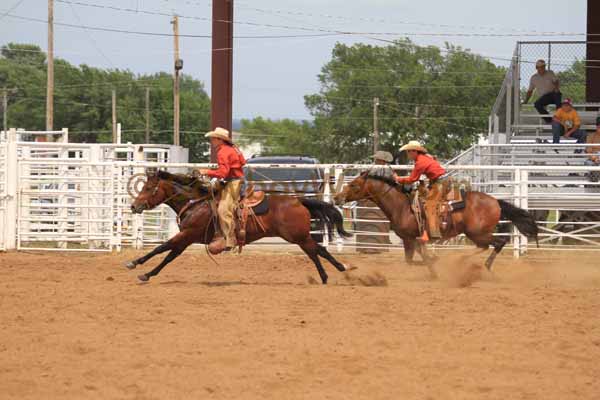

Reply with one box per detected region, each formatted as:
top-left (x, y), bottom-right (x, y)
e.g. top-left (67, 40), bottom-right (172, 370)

top-left (511, 103), bottom-right (600, 144)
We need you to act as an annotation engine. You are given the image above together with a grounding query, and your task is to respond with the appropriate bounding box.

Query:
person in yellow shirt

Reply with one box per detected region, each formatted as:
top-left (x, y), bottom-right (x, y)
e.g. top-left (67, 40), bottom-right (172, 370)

top-left (552, 98), bottom-right (587, 144)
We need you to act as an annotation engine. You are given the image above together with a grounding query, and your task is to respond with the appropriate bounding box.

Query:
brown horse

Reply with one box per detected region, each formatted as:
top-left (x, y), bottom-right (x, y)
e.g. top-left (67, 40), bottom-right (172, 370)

top-left (333, 171), bottom-right (538, 270)
top-left (125, 171), bottom-right (351, 283)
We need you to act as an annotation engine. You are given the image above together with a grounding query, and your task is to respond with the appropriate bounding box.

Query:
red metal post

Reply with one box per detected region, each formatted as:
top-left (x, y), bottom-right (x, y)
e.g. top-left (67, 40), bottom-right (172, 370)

top-left (210, 0), bottom-right (234, 162)
top-left (586, 0), bottom-right (600, 102)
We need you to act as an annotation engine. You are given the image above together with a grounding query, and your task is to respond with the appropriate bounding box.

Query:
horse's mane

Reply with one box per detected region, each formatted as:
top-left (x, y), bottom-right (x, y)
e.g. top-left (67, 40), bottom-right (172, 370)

top-left (360, 170), bottom-right (399, 187)
top-left (156, 170), bottom-right (209, 194)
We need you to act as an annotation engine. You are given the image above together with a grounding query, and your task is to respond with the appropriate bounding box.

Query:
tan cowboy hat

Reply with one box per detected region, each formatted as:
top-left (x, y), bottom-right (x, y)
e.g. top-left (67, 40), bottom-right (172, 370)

top-left (205, 127), bottom-right (232, 143)
top-left (372, 150), bottom-right (393, 163)
top-left (399, 140), bottom-right (427, 153)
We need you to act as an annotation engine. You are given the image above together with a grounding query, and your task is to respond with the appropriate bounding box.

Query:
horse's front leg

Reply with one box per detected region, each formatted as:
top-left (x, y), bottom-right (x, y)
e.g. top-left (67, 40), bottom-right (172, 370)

top-left (137, 230), bottom-right (196, 282)
top-left (416, 241), bottom-right (438, 280)
top-left (138, 249), bottom-right (183, 282)
top-left (125, 241), bottom-right (172, 270)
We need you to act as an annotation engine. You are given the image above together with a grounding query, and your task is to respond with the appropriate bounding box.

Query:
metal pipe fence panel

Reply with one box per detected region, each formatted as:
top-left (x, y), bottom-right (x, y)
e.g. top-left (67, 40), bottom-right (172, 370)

top-left (0, 142), bottom-right (7, 251)
top-left (2, 154), bottom-right (600, 253)
top-left (17, 161), bottom-right (115, 251)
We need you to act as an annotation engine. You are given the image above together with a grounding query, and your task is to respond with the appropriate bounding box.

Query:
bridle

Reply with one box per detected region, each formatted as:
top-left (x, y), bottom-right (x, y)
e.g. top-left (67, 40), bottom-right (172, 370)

top-left (351, 169), bottom-right (398, 203)
top-left (139, 179), bottom-right (187, 211)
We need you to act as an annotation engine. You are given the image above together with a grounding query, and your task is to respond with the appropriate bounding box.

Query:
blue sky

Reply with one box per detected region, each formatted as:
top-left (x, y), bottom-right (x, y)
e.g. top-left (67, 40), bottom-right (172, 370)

top-left (0, 0), bottom-right (588, 119)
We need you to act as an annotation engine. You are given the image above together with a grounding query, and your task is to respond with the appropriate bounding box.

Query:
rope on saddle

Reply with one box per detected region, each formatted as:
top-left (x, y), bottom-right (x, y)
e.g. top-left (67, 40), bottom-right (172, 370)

top-left (411, 190), bottom-right (425, 235)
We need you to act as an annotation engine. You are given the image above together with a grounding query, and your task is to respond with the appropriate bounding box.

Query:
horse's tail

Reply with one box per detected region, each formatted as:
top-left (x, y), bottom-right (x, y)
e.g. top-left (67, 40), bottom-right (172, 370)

top-left (498, 200), bottom-right (540, 247)
top-left (299, 198), bottom-right (353, 240)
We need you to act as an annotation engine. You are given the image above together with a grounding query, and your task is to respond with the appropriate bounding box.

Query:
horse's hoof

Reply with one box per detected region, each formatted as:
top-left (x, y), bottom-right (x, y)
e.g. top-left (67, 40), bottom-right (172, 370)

top-left (344, 264), bottom-right (358, 271)
top-left (125, 261), bottom-right (137, 270)
top-left (138, 274), bottom-right (149, 282)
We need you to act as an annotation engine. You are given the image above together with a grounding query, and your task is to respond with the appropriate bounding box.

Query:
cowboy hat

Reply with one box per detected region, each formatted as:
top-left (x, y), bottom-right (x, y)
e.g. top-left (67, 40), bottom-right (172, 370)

top-left (399, 140), bottom-right (427, 153)
top-left (372, 150), bottom-right (393, 163)
top-left (205, 127), bottom-right (232, 143)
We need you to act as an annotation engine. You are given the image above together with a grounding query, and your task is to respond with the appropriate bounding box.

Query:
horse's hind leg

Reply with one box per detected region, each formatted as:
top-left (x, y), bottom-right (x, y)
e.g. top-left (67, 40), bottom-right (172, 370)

top-left (125, 241), bottom-right (172, 270)
top-left (300, 240), bottom-right (329, 284)
top-left (316, 245), bottom-right (346, 272)
top-left (484, 236), bottom-right (509, 271)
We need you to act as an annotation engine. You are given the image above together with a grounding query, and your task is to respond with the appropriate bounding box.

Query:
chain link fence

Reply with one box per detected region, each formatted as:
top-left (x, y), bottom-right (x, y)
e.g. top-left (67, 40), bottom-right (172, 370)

top-left (518, 41), bottom-right (586, 102)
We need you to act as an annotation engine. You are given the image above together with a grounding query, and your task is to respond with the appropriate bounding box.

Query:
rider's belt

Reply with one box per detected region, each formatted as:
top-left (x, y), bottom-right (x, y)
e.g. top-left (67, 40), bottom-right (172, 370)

top-left (430, 173), bottom-right (449, 183)
top-left (224, 177), bottom-right (243, 183)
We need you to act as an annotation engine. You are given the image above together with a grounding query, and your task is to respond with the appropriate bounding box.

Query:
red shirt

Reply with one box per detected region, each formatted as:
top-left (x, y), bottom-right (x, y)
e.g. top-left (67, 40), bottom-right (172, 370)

top-left (206, 144), bottom-right (246, 180)
top-left (396, 153), bottom-right (446, 184)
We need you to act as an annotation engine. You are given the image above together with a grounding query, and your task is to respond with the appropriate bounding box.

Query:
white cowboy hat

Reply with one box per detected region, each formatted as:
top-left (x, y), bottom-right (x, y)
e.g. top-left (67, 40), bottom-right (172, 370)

top-left (399, 140), bottom-right (427, 153)
top-left (205, 127), bottom-right (232, 143)
top-left (372, 150), bottom-right (393, 163)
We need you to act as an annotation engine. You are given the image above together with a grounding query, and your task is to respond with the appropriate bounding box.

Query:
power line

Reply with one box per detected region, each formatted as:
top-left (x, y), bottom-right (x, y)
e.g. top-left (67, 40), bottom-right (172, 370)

top-left (9, 1), bottom-right (586, 39)
top-left (382, 102), bottom-right (484, 131)
top-left (66, 0), bottom-right (115, 68)
top-left (164, 0), bottom-right (587, 36)
top-left (4, 12), bottom-right (343, 39)
top-left (322, 97), bottom-right (492, 110)
top-left (0, 0), bottom-right (26, 21)
top-left (11, 94), bottom-right (211, 115)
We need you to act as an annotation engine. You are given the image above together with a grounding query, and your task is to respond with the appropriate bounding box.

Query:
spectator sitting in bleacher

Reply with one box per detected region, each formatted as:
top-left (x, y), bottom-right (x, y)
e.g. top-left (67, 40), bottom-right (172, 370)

top-left (552, 98), bottom-right (587, 145)
top-left (523, 59), bottom-right (561, 123)
top-left (585, 117), bottom-right (600, 166)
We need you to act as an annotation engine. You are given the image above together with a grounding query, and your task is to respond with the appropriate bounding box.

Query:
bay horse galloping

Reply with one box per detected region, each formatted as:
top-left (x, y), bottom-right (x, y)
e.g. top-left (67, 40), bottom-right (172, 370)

top-left (333, 171), bottom-right (538, 270)
top-left (125, 171), bottom-right (351, 284)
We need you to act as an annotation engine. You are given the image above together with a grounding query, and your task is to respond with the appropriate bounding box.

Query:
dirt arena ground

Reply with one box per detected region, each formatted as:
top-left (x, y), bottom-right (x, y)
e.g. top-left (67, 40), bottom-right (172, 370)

top-left (1, 248), bottom-right (599, 400)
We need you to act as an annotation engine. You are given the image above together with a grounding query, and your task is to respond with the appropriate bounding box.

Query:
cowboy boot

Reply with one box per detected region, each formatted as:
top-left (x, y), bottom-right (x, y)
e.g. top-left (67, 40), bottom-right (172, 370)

top-left (208, 236), bottom-right (228, 255)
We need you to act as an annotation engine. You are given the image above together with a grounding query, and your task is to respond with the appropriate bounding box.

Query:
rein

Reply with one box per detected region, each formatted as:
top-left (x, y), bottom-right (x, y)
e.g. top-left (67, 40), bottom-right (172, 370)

top-left (362, 171), bottom-right (400, 202)
top-left (176, 194), bottom-right (210, 225)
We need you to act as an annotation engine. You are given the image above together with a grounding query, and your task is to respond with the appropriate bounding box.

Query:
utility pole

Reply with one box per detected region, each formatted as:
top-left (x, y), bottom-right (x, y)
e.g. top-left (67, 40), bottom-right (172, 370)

top-left (415, 106), bottom-right (420, 136)
top-left (112, 89), bottom-right (117, 143)
top-left (2, 89), bottom-right (8, 133)
top-left (145, 87), bottom-right (150, 144)
top-left (211, 0), bottom-right (234, 161)
top-left (172, 15), bottom-right (182, 146)
top-left (46, 0), bottom-right (54, 132)
top-left (373, 97), bottom-right (380, 152)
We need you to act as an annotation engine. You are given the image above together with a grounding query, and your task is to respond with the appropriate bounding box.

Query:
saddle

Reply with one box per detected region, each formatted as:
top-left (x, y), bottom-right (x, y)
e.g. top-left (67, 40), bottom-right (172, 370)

top-left (235, 185), bottom-right (269, 252)
top-left (411, 179), bottom-right (470, 238)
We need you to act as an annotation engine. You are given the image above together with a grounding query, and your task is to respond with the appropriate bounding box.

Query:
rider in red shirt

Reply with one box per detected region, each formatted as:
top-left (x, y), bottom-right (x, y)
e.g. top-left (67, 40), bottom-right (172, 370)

top-left (197, 127), bottom-right (246, 254)
top-left (395, 153), bottom-right (446, 185)
top-left (395, 141), bottom-right (448, 240)
top-left (204, 141), bottom-right (245, 180)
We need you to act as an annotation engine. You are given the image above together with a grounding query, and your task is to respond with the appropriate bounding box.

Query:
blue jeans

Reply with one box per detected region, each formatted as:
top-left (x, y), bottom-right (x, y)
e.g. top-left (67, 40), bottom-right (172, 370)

top-left (585, 153), bottom-right (600, 166)
top-left (535, 91), bottom-right (562, 122)
top-left (551, 122), bottom-right (587, 144)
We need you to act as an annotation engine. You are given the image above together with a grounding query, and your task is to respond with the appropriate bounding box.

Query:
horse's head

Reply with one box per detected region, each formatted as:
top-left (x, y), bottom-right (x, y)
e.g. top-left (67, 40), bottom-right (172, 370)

top-left (131, 171), bottom-right (172, 214)
top-left (333, 172), bottom-right (371, 205)
top-left (334, 169), bottom-right (399, 206)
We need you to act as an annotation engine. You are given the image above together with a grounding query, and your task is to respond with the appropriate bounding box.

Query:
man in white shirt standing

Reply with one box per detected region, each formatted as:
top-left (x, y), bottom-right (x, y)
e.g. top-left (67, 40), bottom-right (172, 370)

top-left (523, 59), bottom-right (561, 123)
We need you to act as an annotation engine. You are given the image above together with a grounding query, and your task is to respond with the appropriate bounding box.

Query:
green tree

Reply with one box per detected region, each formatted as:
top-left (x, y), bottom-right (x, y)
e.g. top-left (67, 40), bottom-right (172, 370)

top-left (239, 117), bottom-right (318, 157)
top-left (557, 60), bottom-right (585, 103)
top-left (0, 43), bottom-right (211, 162)
top-left (304, 39), bottom-right (505, 162)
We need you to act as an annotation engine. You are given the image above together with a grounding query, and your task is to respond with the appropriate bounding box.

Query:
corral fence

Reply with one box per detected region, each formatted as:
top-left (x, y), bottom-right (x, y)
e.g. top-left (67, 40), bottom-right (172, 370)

top-left (1, 132), bottom-right (599, 256)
